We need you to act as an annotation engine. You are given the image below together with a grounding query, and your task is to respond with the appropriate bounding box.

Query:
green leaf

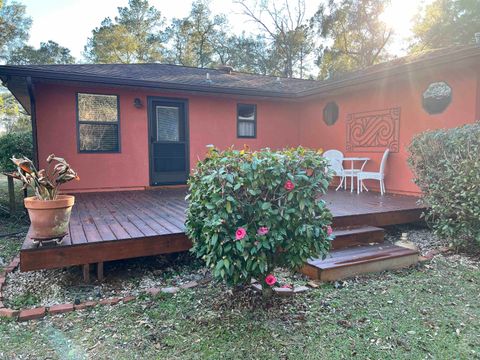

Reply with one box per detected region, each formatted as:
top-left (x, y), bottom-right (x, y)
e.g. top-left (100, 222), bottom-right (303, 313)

top-left (211, 233), bottom-right (218, 246)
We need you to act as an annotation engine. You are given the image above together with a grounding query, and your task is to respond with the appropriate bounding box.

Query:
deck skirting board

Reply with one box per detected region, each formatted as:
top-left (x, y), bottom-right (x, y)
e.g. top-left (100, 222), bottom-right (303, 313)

top-left (20, 233), bottom-right (192, 271)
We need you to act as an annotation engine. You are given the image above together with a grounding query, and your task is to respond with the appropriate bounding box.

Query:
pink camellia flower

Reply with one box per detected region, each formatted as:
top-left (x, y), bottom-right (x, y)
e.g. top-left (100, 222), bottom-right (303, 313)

top-left (265, 274), bottom-right (277, 286)
top-left (257, 226), bottom-right (269, 236)
top-left (235, 227), bottom-right (247, 240)
top-left (326, 225), bottom-right (333, 236)
top-left (284, 180), bottom-right (295, 191)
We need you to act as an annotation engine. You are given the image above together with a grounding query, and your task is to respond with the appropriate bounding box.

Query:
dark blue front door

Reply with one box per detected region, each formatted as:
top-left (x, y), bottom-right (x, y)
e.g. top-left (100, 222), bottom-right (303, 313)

top-left (148, 98), bottom-right (188, 185)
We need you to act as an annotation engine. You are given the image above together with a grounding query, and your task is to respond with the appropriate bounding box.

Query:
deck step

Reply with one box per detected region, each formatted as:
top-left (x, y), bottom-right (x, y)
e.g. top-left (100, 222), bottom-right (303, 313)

top-left (301, 244), bottom-right (418, 281)
top-left (331, 226), bottom-right (384, 250)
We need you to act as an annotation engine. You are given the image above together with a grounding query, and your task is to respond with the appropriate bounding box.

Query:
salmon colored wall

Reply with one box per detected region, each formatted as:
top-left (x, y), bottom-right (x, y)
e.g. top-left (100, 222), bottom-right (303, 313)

top-left (34, 61), bottom-right (478, 194)
top-left (35, 83), bottom-right (301, 192)
top-left (299, 63), bottom-right (478, 195)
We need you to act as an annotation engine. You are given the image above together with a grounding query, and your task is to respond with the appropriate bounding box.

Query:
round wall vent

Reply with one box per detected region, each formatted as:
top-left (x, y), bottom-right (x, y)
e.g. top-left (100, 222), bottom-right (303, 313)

top-left (323, 102), bottom-right (339, 126)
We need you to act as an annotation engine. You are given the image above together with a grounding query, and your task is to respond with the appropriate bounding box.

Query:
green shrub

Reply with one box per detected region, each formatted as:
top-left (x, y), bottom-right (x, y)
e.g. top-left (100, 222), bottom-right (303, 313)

top-left (0, 131), bottom-right (33, 172)
top-left (186, 146), bottom-right (334, 288)
top-left (408, 123), bottom-right (480, 247)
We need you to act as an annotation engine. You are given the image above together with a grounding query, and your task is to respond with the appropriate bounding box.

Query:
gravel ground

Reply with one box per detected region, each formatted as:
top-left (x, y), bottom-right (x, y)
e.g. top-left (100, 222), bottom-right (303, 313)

top-left (3, 252), bottom-right (309, 310)
top-left (384, 222), bottom-right (448, 253)
top-left (3, 224), bottom-right (447, 310)
top-left (3, 253), bottom-right (209, 309)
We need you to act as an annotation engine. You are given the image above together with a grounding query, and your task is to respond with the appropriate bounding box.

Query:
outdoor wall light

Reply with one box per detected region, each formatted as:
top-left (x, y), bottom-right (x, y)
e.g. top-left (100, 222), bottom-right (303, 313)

top-left (133, 98), bottom-right (143, 108)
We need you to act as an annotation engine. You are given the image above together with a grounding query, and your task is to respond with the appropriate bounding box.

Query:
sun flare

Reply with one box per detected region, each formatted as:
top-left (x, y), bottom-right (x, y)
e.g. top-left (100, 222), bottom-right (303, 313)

top-left (380, 0), bottom-right (423, 37)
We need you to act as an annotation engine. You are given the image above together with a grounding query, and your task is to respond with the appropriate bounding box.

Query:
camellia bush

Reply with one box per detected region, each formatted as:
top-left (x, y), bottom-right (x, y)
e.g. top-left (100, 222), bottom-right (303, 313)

top-left (186, 146), bottom-right (334, 288)
top-left (408, 123), bottom-right (480, 247)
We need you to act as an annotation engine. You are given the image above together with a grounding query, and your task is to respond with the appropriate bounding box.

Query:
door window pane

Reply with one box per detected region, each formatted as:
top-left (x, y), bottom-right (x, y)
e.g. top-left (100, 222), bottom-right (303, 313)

top-left (156, 106), bottom-right (179, 141)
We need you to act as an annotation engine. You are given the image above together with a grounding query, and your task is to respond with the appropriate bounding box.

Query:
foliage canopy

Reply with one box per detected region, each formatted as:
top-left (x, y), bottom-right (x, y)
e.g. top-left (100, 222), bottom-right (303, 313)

top-left (84, 0), bottom-right (167, 63)
top-left (0, 131), bottom-right (32, 172)
top-left (311, 0), bottom-right (393, 79)
top-left (7, 40), bottom-right (75, 65)
top-left (0, 0), bottom-right (31, 61)
top-left (410, 0), bottom-right (480, 52)
top-left (408, 123), bottom-right (480, 248)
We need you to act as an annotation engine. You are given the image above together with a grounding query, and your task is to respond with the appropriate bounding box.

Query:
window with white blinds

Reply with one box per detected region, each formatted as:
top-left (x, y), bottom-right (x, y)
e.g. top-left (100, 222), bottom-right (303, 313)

top-left (156, 106), bottom-right (180, 141)
top-left (77, 93), bottom-right (120, 152)
top-left (237, 103), bottom-right (256, 138)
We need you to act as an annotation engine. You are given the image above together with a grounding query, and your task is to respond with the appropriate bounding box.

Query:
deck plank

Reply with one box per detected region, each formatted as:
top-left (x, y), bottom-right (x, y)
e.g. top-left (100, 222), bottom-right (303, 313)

top-left (97, 193), bottom-right (144, 238)
top-left (81, 195), bottom-right (117, 241)
top-left (100, 192), bottom-right (158, 237)
top-left (85, 193), bottom-right (130, 240)
top-left (110, 193), bottom-right (165, 237)
top-left (117, 194), bottom-right (175, 236)
top-left (129, 192), bottom-right (186, 231)
top-left (75, 196), bottom-right (104, 243)
top-left (93, 193), bottom-right (141, 239)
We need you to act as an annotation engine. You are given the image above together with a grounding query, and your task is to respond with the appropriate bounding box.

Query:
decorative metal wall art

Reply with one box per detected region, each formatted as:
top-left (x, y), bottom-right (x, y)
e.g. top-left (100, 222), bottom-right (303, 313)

top-left (346, 108), bottom-right (400, 153)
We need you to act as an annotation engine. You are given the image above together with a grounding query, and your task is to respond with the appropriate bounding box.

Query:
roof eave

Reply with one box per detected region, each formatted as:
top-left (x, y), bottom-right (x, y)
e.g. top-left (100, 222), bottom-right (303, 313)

top-left (0, 66), bottom-right (299, 100)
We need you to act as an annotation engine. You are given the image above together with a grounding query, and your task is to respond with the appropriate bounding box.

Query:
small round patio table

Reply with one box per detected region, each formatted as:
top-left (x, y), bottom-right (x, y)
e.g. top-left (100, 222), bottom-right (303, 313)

top-left (342, 157), bottom-right (370, 192)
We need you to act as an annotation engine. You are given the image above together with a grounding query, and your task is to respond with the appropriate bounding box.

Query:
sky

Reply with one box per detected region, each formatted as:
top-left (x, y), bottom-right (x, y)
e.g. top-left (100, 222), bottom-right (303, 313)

top-left (22, 0), bottom-right (431, 61)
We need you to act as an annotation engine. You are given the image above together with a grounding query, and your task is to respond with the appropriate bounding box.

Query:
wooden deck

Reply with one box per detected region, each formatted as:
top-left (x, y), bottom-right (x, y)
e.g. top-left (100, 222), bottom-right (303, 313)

top-left (20, 188), bottom-right (426, 273)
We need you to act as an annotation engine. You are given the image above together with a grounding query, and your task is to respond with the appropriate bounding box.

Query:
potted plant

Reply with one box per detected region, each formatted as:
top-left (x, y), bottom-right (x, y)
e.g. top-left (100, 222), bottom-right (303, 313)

top-left (8, 154), bottom-right (79, 244)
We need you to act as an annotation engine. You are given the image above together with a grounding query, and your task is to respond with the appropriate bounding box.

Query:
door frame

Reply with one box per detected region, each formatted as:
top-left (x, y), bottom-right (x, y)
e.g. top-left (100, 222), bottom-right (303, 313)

top-left (147, 96), bottom-right (190, 186)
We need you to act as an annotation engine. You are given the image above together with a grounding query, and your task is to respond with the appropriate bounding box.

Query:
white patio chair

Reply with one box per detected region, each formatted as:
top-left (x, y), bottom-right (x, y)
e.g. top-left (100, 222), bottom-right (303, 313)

top-left (323, 150), bottom-right (347, 191)
top-left (357, 149), bottom-right (390, 195)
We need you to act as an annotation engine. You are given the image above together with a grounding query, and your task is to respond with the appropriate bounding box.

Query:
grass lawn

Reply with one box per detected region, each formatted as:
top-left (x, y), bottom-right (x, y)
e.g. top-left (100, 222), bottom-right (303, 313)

top-left (0, 229), bottom-right (479, 359)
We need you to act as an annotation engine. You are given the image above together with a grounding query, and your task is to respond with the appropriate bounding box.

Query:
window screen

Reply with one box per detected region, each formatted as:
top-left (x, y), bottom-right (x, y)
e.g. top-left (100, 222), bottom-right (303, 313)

top-left (156, 106), bottom-right (179, 141)
top-left (77, 93), bottom-right (119, 152)
top-left (237, 103), bottom-right (256, 138)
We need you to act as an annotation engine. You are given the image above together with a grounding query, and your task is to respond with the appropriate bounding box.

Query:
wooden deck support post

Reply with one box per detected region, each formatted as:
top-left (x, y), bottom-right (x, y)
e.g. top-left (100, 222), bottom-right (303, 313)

top-left (7, 176), bottom-right (15, 216)
top-left (97, 262), bottom-right (104, 281)
top-left (82, 264), bottom-right (90, 283)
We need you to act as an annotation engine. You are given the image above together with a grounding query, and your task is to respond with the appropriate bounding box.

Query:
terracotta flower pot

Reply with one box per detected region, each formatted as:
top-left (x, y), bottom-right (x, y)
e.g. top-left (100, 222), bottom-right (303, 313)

top-left (24, 195), bottom-right (75, 240)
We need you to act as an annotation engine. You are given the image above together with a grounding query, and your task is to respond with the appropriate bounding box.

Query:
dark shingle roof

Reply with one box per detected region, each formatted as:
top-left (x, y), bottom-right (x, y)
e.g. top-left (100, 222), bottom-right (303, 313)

top-left (1, 45), bottom-right (479, 101)
top-left (0, 63), bottom-right (320, 98)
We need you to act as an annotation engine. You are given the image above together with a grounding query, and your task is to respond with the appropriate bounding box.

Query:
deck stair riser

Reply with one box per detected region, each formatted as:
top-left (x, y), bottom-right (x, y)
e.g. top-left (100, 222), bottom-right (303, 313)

top-left (331, 226), bottom-right (384, 250)
top-left (301, 244), bottom-right (419, 281)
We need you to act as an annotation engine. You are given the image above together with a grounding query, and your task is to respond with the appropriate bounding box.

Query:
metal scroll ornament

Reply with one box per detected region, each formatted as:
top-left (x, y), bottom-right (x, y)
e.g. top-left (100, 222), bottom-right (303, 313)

top-left (346, 108), bottom-right (400, 152)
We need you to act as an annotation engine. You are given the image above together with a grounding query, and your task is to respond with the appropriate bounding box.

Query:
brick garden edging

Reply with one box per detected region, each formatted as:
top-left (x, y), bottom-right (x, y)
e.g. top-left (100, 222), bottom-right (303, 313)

top-left (0, 256), bottom-right (195, 322)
